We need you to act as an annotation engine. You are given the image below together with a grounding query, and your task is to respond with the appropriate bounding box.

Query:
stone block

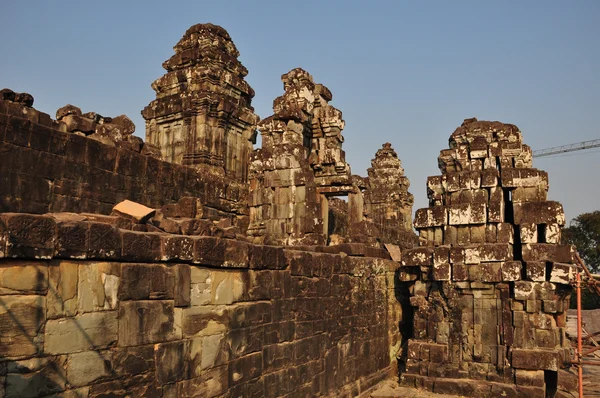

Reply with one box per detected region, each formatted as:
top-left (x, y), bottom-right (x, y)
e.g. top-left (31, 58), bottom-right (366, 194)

top-left (78, 262), bottom-right (120, 313)
top-left (210, 270), bottom-right (246, 304)
top-left (480, 262), bottom-right (502, 282)
top-left (497, 223), bottom-right (514, 243)
top-left (488, 187), bottom-right (504, 223)
top-left (118, 300), bottom-right (179, 346)
top-left (511, 348), bottom-right (559, 370)
top-left (525, 261), bottom-right (546, 282)
top-left (190, 267), bottom-right (212, 306)
top-left (414, 207), bottom-right (446, 228)
top-left (155, 340), bottom-right (188, 384)
top-left (87, 222), bottom-right (121, 260)
top-left (545, 223), bottom-right (561, 244)
top-left (161, 235), bottom-right (194, 261)
top-left (514, 281), bottom-right (537, 300)
top-left (193, 236), bottom-right (249, 268)
top-left (112, 200), bottom-right (156, 223)
top-left (448, 203), bottom-right (486, 225)
top-left (181, 306), bottom-right (229, 338)
top-left (0, 262), bottom-right (48, 294)
top-left (557, 369), bottom-right (578, 393)
top-left (118, 263), bottom-right (174, 300)
top-left (479, 243), bottom-right (513, 262)
top-left (56, 221), bottom-right (89, 258)
top-left (48, 260), bottom-right (79, 318)
top-left (519, 223), bottom-right (538, 243)
top-left (45, 311), bottom-right (118, 354)
top-left (228, 352), bottom-right (262, 386)
top-left (502, 261), bottom-right (521, 281)
top-left (0, 295), bottom-right (45, 358)
top-left (175, 264), bottom-right (191, 307)
top-left (432, 262), bottom-right (451, 281)
top-left (401, 247), bottom-right (432, 266)
top-left (248, 244), bottom-right (286, 270)
top-left (481, 168), bottom-right (499, 187)
top-left (112, 344), bottom-right (155, 378)
top-left (452, 263), bottom-right (469, 281)
top-left (513, 201), bottom-right (565, 226)
top-left (120, 231), bottom-right (162, 262)
top-left (550, 263), bottom-right (576, 285)
top-left (5, 356), bottom-right (67, 398)
top-left (515, 369), bottom-right (545, 386)
top-left (1, 213), bottom-right (57, 259)
top-left (177, 366), bottom-right (228, 398)
top-left (516, 385), bottom-right (546, 398)
top-left (501, 168), bottom-right (548, 189)
top-left (433, 378), bottom-right (491, 396)
top-left (61, 114), bottom-right (96, 134)
top-left (67, 350), bottom-right (112, 387)
top-left (200, 333), bottom-right (230, 372)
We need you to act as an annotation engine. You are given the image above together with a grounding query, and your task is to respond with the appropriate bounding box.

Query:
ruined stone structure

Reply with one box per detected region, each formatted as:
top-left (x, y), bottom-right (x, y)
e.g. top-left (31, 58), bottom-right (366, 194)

top-left (0, 23), bottom-right (579, 398)
top-left (246, 68), bottom-right (397, 248)
top-left (399, 119), bottom-right (577, 397)
top-left (142, 24), bottom-right (259, 183)
top-left (363, 143), bottom-right (418, 248)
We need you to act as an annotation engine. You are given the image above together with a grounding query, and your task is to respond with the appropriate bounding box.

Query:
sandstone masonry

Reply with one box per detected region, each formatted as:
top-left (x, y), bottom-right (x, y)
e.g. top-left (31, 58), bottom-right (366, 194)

top-left (399, 118), bottom-right (577, 397)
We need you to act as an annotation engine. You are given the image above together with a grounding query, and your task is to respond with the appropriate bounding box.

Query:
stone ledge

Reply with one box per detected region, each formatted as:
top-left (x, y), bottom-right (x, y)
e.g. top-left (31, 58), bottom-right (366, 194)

top-left (0, 212), bottom-right (393, 268)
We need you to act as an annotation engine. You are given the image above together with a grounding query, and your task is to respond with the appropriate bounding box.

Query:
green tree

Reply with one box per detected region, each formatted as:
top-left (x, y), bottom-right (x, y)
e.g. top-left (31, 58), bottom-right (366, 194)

top-left (562, 211), bottom-right (600, 273)
top-left (562, 211), bottom-right (600, 309)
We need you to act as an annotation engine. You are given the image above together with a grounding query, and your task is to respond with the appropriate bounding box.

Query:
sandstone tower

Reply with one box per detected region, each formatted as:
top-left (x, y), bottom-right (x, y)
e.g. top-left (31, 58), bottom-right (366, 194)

top-left (399, 118), bottom-right (576, 397)
top-left (142, 23), bottom-right (259, 182)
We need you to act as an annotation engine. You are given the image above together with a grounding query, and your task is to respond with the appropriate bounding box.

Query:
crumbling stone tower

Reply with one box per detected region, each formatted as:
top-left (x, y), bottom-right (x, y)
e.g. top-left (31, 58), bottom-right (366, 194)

top-left (399, 118), bottom-right (577, 397)
top-left (363, 143), bottom-right (418, 248)
top-left (247, 68), bottom-right (358, 245)
top-left (142, 23), bottom-right (259, 182)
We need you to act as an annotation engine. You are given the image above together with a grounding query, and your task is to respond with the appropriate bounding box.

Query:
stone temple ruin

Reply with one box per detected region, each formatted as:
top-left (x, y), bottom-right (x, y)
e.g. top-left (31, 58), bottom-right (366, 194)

top-left (0, 23), bottom-right (578, 397)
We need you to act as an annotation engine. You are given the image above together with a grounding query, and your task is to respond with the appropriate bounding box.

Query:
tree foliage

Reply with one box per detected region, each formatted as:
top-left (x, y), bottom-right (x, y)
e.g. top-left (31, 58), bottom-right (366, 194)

top-left (562, 211), bottom-right (600, 309)
top-left (562, 211), bottom-right (600, 273)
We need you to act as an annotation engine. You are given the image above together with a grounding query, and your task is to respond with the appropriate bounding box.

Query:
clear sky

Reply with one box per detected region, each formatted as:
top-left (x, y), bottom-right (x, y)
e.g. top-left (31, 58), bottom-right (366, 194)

top-left (2, 1), bottom-right (599, 223)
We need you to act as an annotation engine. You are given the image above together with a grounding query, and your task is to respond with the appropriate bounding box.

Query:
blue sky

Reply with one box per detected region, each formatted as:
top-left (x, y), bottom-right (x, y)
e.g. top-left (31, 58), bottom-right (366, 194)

top-left (2, 1), bottom-right (599, 222)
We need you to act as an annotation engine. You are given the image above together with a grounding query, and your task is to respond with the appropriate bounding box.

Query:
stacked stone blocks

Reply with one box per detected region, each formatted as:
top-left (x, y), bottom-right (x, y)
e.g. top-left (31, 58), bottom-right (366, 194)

top-left (399, 119), bottom-right (577, 397)
top-left (0, 212), bottom-right (400, 397)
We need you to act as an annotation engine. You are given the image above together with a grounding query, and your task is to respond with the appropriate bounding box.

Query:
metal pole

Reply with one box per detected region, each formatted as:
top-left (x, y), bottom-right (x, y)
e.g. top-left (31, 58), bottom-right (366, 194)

top-left (577, 270), bottom-right (584, 398)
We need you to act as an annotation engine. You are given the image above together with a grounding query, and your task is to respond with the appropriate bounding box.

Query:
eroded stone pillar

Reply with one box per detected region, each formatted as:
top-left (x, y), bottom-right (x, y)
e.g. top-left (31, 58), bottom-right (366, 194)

top-left (248, 68), bottom-right (353, 245)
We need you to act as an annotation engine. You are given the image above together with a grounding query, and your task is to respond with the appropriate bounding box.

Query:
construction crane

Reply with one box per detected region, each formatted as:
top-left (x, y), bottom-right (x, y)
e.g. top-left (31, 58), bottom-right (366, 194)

top-left (533, 139), bottom-right (600, 158)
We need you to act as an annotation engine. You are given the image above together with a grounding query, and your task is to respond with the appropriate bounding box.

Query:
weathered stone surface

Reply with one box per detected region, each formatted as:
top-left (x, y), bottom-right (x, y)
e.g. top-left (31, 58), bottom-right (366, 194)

top-left (0, 262), bottom-right (48, 294)
top-left (363, 143), bottom-right (418, 247)
top-left (66, 350), bottom-right (112, 387)
top-left (118, 300), bottom-right (179, 346)
top-left (511, 348), bottom-right (559, 371)
top-left (45, 311), bottom-right (118, 354)
top-left (5, 356), bottom-right (67, 398)
top-left (1, 213), bottom-right (56, 258)
top-left (56, 104), bottom-right (82, 120)
top-left (0, 295), bottom-right (45, 358)
top-left (112, 200), bottom-right (156, 223)
top-left (78, 262), bottom-right (119, 312)
top-left (118, 263), bottom-right (174, 300)
top-left (155, 340), bottom-right (187, 384)
top-left (143, 23), bottom-right (259, 182)
top-left (402, 118), bottom-right (576, 395)
top-left (47, 260), bottom-right (79, 318)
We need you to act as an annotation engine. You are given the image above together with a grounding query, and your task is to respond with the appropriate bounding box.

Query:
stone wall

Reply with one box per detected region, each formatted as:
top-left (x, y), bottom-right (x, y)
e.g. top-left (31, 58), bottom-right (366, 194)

top-left (0, 98), bottom-right (247, 219)
top-left (0, 212), bottom-right (400, 397)
top-left (398, 119), bottom-right (578, 397)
